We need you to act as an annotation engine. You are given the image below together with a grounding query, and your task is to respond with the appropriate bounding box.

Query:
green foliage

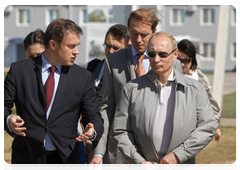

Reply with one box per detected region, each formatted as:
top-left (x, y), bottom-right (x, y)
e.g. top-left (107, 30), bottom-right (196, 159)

top-left (221, 92), bottom-right (236, 118)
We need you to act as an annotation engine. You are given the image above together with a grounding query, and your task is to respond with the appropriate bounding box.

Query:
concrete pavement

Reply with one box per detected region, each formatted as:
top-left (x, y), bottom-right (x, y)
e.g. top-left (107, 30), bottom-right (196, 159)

top-left (206, 72), bottom-right (236, 95)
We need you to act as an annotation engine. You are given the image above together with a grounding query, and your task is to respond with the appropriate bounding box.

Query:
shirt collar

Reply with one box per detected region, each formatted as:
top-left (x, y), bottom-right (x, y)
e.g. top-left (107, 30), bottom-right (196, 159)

top-left (41, 52), bottom-right (62, 73)
top-left (131, 45), bottom-right (148, 59)
top-left (167, 69), bottom-right (175, 82)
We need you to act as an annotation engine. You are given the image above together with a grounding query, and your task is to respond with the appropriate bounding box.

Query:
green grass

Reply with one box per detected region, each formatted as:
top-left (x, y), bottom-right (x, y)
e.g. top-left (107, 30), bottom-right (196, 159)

top-left (221, 92), bottom-right (236, 118)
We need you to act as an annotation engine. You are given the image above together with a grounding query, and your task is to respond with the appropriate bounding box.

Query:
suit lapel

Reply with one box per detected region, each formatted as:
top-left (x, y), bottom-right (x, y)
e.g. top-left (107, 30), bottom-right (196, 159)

top-left (48, 66), bottom-right (70, 120)
top-left (33, 56), bottom-right (47, 111)
top-left (124, 47), bottom-right (136, 80)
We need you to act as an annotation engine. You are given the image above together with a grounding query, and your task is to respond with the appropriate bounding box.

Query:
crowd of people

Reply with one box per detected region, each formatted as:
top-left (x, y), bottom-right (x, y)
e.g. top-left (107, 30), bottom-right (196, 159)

top-left (4, 7), bottom-right (220, 164)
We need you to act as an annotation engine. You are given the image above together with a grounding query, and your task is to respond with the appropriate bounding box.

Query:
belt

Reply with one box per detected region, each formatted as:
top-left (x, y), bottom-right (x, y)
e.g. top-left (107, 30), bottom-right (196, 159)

top-left (46, 150), bottom-right (58, 156)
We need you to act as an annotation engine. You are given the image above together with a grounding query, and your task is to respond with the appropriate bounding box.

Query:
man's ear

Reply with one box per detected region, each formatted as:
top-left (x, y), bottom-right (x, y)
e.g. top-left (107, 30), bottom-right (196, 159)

top-left (153, 28), bottom-right (157, 34)
top-left (173, 49), bottom-right (179, 61)
top-left (49, 39), bottom-right (57, 50)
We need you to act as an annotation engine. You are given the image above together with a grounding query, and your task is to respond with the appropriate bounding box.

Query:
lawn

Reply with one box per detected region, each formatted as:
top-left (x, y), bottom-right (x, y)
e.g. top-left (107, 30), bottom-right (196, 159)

top-left (221, 92), bottom-right (236, 118)
top-left (196, 126), bottom-right (236, 164)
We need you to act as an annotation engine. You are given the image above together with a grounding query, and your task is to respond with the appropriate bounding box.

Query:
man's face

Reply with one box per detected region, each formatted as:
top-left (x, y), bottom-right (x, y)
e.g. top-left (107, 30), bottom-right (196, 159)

top-left (54, 32), bottom-right (80, 66)
top-left (26, 43), bottom-right (45, 59)
top-left (128, 18), bottom-right (156, 53)
top-left (104, 33), bottom-right (125, 57)
top-left (124, 31), bottom-right (132, 48)
top-left (148, 35), bottom-right (178, 75)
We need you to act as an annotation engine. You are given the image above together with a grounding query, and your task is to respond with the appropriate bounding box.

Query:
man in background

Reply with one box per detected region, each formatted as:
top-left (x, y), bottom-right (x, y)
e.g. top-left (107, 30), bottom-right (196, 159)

top-left (92, 8), bottom-right (166, 164)
top-left (84, 24), bottom-right (127, 163)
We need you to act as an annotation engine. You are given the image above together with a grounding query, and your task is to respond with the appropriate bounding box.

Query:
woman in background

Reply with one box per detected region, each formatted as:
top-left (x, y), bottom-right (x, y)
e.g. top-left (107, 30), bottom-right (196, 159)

top-left (177, 39), bottom-right (221, 142)
top-left (24, 28), bottom-right (45, 58)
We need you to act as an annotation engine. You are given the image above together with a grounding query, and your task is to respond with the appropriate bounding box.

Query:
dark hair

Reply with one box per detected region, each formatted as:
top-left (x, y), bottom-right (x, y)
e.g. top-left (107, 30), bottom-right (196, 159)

top-left (104, 24), bottom-right (127, 43)
top-left (44, 18), bottom-right (83, 48)
top-left (177, 39), bottom-right (198, 70)
top-left (127, 8), bottom-right (161, 32)
top-left (24, 29), bottom-right (45, 50)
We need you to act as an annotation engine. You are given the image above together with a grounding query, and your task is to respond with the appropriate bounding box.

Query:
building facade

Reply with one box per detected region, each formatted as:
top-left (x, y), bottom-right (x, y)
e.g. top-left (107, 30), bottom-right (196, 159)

top-left (4, 5), bottom-right (236, 71)
top-left (161, 5), bottom-right (236, 71)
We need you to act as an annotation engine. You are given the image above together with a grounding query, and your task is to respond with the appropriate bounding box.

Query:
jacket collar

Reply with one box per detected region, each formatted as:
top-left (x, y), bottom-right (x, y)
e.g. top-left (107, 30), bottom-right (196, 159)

top-left (146, 68), bottom-right (188, 87)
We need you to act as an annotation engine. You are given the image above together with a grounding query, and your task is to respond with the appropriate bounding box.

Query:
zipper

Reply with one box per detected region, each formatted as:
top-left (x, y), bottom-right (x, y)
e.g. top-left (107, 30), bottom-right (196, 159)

top-left (150, 81), bottom-right (160, 161)
top-left (167, 83), bottom-right (178, 153)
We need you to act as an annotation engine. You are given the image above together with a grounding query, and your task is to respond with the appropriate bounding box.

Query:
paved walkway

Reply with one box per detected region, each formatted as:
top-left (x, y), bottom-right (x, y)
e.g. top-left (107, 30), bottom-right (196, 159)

top-left (220, 118), bottom-right (236, 126)
top-left (206, 72), bottom-right (236, 95)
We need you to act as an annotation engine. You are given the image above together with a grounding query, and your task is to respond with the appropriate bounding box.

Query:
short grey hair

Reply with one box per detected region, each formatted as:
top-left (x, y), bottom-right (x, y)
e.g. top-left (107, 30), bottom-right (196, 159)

top-left (147, 32), bottom-right (177, 50)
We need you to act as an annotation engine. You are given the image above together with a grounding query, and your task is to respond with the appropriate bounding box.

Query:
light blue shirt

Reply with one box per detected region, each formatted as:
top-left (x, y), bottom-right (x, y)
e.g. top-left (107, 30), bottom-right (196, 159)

top-left (42, 53), bottom-right (62, 151)
top-left (131, 45), bottom-right (149, 73)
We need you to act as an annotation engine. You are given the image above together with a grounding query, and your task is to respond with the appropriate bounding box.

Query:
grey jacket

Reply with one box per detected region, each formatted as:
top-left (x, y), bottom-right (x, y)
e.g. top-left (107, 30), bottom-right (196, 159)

top-left (112, 69), bottom-right (217, 164)
top-left (196, 68), bottom-right (221, 125)
top-left (96, 47), bottom-right (183, 163)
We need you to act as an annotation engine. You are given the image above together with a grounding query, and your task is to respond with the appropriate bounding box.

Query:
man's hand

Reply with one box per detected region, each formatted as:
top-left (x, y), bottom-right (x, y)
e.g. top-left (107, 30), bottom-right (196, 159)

top-left (139, 161), bottom-right (158, 170)
top-left (8, 115), bottom-right (26, 137)
top-left (159, 152), bottom-right (179, 164)
top-left (215, 128), bottom-right (221, 142)
top-left (76, 123), bottom-right (94, 142)
top-left (89, 156), bottom-right (103, 164)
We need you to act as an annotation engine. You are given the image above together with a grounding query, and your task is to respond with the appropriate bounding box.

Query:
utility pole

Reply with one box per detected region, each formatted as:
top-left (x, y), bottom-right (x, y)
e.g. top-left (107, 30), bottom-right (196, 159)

top-left (212, 5), bottom-right (231, 109)
top-left (58, 5), bottom-right (62, 18)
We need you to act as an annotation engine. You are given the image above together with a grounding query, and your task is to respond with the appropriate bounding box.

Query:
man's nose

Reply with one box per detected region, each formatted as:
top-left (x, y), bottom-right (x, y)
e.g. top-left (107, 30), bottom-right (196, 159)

top-left (73, 46), bottom-right (79, 55)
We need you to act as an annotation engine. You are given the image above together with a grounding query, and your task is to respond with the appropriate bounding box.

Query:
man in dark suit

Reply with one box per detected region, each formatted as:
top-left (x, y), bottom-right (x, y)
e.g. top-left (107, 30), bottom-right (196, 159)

top-left (4, 18), bottom-right (103, 164)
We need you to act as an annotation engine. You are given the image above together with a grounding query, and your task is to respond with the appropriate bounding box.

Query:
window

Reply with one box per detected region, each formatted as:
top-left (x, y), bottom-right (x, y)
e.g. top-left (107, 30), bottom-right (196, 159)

top-left (171, 8), bottom-right (185, 25)
top-left (201, 8), bottom-right (215, 25)
top-left (109, 8), bottom-right (115, 23)
top-left (203, 43), bottom-right (215, 58)
top-left (17, 9), bottom-right (31, 26)
top-left (83, 9), bottom-right (88, 23)
top-left (231, 42), bottom-right (236, 60)
top-left (80, 9), bottom-right (88, 25)
top-left (46, 9), bottom-right (58, 25)
top-left (231, 7), bottom-right (236, 26)
top-left (233, 43), bottom-right (238, 59)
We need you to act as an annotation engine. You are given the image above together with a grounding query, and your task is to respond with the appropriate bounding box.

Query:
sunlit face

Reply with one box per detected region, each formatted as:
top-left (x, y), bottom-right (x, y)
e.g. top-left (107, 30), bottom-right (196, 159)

top-left (26, 43), bottom-right (45, 59)
top-left (104, 33), bottom-right (125, 57)
top-left (128, 18), bottom-right (156, 53)
top-left (53, 32), bottom-right (80, 66)
top-left (148, 35), bottom-right (178, 75)
top-left (124, 31), bottom-right (132, 48)
top-left (178, 51), bottom-right (192, 75)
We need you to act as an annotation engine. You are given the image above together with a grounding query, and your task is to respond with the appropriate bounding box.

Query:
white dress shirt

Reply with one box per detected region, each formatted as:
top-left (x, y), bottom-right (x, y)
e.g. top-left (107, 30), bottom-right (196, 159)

top-left (42, 54), bottom-right (62, 151)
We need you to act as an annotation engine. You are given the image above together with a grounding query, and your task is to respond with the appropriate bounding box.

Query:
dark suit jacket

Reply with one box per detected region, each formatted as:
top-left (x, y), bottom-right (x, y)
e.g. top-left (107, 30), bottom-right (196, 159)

top-left (4, 55), bottom-right (103, 164)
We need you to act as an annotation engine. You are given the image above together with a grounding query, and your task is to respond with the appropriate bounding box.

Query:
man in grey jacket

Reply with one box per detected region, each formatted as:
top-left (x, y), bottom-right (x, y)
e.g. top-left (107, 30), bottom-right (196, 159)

top-left (112, 32), bottom-right (217, 164)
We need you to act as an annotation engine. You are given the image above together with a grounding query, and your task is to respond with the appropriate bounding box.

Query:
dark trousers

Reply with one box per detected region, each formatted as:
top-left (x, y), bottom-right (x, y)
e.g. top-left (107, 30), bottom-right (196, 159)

top-left (46, 151), bottom-right (63, 164)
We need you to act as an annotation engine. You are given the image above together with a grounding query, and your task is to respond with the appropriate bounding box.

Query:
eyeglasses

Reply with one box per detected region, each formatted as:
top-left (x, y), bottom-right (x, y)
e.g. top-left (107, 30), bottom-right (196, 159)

top-left (147, 49), bottom-right (177, 58)
top-left (177, 57), bottom-right (192, 64)
top-left (102, 43), bottom-right (121, 51)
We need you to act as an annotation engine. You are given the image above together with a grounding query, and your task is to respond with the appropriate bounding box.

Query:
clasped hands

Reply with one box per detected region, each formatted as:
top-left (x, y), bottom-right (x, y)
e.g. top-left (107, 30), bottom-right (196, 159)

top-left (139, 152), bottom-right (179, 170)
top-left (8, 115), bottom-right (95, 142)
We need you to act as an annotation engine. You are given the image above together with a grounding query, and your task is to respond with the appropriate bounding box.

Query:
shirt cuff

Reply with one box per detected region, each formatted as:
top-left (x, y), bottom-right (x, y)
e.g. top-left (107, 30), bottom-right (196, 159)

top-left (88, 129), bottom-right (97, 142)
top-left (94, 154), bottom-right (103, 158)
top-left (6, 115), bottom-right (13, 132)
